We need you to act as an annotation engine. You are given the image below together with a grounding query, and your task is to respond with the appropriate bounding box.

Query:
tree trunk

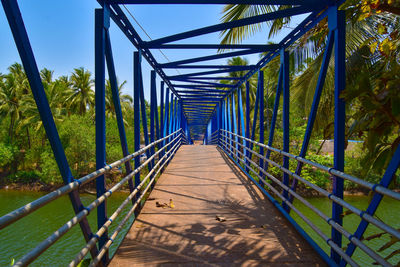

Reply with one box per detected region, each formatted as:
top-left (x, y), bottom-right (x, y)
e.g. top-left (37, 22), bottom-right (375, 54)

top-left (26, 127), bottom-right (31, 149)
top-left (9, 117), bottom-right (15, 144)
top-left (316, 139), bottom-right (326, 155)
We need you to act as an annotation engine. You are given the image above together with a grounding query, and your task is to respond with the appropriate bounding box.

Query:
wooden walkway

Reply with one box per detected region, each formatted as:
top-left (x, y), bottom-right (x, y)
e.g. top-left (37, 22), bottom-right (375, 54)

top-left (110, 145), bottom-right (325, 266)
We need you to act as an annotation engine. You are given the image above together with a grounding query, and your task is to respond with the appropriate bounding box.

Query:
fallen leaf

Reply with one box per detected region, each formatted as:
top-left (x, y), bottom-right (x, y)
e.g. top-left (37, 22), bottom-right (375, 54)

top-left (216, 215), bottom-right (226, 222)
top-left (169, 199), bottom-right (175, 209)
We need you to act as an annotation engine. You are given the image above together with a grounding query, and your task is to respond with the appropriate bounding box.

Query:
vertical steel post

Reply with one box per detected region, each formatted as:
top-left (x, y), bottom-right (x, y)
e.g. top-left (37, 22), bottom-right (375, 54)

top-left (227, 95), bottom-right (232, 156)
top-left (281, 49), bottom-right (290, 210)
top-left (169, 95), bottom-right (174, 136)
top-left (133, 52), bottom-right (141, 191)
top-left (330, 6), bottom-right (345, 263)
top-left (150, 71), bottom-right (156, 168)
top-left (264, 67), bottom-right (283, 171)
top-left (289, 31), bottom-right (334, 204)
top-left (138, 67), bottom-right (152, 169)
top-left (160, 81), bottom-right (165, 137)
top-left (223, 100), bottom-right (227, 145)
top-left (163, 88), bottom-right (170, 145)
top-left (258, 71), bottom-right (265, 183)
top-left (180, 101), bottom-right (183, 130)
top-left (154, 81), bottom-right (160, 142)
top-left (174, 97), bottom-right (178, 133)
top-left (238, 88), bottom-right (246, 158)
top-left (95, 8), bottom-right (109, 261)
top-left (104, 30), bottom-right (135, 197)
top-left (1, 0), bottom-right (98, 259)
top-left (216, 103), bottom-right (221, 143)
top-left (250, 81), bottom-right (260, 152)
top-left (245, 81), bottom-right (250, 172)
top-left (231, 93), bottom-right (238, 159)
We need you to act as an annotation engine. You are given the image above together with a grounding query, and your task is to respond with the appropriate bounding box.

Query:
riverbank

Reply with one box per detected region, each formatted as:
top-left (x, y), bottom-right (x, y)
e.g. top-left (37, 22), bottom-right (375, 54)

top-left (0, 180), bottom-right (132, 194)
top-left (1, 180), bottom-right (388, 197)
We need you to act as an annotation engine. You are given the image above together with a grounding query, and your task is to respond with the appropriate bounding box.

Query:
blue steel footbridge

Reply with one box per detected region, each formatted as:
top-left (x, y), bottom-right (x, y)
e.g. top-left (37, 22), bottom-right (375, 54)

top-left (1, 0), bottom-right (400, 266)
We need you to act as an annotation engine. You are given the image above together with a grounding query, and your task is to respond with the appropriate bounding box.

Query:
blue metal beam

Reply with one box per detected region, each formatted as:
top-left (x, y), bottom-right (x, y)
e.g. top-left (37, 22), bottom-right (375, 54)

top-left (162, 65), bottom-right (255, 70)
top-left (258, 71), bottom-right (265, 184)
top-left (138, 59), bottom-right (152, 169)
top-left (264, 66), bottom-right (282, 171)
top-left (245, 81), bottom-right (250, 172)
top-left (97, 2), bottom-right (180, 98)
top-left (160, 81), bottom-right (165, 137)
top-left (150, 71), bottom-right (156, 169)
top-left (104, 29), bottom-right (135, 199)
top-left (330, 6), bottom-right (345, 263)
top-left (161, 49), bottom-right (264, 67)
top-left (173, 84), bottom-right (233, 88)
top-left (281, 49), bottom-right (290, 211)
top-left (133, 51), bottom-right (141, 197)
top-left (1, 0), bottom-right (98, 259)
top-left (171, 77), bottom-right (241, 81)
top-left (175, 79), bottom-right (236, 86)
top-left (225, 8), bottom-right (328, 99)
top-left (231, 93), bottom-right (238, 158)
top-left (250, 79), bottom-right (260, 152)
top-left (145, 6), bottom-right (316, 45)
top-left (163, 88), bottom-right (170, 147)
top-left (289, 30), bottom-right (334, 204)
top-left (106, 0), bottom-right (326, 5)
top-left (170, 70), bottom-right (245, 79)
top-left (95, 8), bottom-right (109, 261)
top-left (145, 43), bottom-right (278, 50)
top-left (176, 90), bottom-right (226, 94)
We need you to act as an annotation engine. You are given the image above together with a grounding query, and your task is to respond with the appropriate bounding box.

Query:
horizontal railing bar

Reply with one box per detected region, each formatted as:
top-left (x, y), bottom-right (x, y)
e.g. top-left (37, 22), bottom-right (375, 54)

top-left (69, 139), bottom-right (182, 266)
top-left (221, 131), bottom-right (400, 241)
top-left (221, 130), bottom-right (400, 201)
top-left (218, 139), bottom-right (359, 267)
top-left (0, 129), bottom-right (181, 231)
top-left (220, 137), bottom-right (390, 266)
top-left (13, 134), bottom-right (182, 267)
top-left (89, 140), bottom-right (182, 267)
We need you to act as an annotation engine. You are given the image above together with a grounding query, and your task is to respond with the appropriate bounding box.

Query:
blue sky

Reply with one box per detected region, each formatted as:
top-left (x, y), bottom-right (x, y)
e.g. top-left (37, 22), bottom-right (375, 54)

top-left (0, 1), bottom-right (305, 100)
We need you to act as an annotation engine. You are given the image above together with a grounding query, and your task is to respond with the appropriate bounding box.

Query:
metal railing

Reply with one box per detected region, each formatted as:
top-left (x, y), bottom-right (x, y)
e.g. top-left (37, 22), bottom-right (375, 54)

top-left (215, 129), bottom-right (399, 267)
top-left (0, 129), bottom-right (186, 267)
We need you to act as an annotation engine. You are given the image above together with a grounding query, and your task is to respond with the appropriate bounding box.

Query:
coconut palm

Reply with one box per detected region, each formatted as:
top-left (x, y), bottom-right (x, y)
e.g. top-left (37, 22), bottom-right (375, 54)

top-left (68, 67), bottom-right (94, 115)
top-left (0, 63), bottom-right (31, 144)
top-left (105, 79), bottom-right (132, 119)
top-left (219, 3), bottom-right (400, 173)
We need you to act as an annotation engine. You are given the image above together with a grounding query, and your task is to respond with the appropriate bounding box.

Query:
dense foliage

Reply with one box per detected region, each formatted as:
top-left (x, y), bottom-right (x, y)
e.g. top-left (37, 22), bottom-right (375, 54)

top-left (0, 64), bottom-right (138, 185)
top-left (219, 1), bottom-right (400, 192)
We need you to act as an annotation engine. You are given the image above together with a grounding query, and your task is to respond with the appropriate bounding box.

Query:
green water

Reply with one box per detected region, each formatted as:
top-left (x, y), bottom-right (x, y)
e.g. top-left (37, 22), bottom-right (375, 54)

top-left (0, 190), bottom-right (134, 267)
top-left (292, 195), bottom-right (400, 266)
top-left (0, 191), bottom-right (398, 266)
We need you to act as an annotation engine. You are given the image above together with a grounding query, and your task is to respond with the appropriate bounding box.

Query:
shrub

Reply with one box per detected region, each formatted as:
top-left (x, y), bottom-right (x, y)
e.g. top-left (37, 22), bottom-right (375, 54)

top-left (0, 143), bottom-right (15, 169)
top-left (39, 150), bottom-right (62, 184)
top-left (7, 170), bottom-right (41, 184)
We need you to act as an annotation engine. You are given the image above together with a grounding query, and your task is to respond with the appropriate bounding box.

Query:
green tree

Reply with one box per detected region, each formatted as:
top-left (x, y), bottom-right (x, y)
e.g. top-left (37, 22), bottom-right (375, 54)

top-left (105, 79), bottom-right (132, 119)
top-left (0, 63), bottom-right (30, 144)
top-left (68, 67), bottom-right (94, 115)
top-left (219, 2), bottom-right (400, 175)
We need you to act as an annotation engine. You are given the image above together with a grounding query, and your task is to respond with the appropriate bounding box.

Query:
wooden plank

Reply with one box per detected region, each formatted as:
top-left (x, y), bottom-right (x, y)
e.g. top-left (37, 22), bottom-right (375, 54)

top-left (110, 145), bottom-right (325, 266)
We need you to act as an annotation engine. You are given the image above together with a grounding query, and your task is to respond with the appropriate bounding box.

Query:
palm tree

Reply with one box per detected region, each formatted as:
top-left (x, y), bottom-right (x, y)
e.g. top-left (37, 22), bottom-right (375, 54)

top-left (219, 3), bottom-right (400, 172)
top-left (0, 63), bottom-right (30, 144)
top-left (19, 79), bottom-right (69, 139)
top-left (68, 67), bottom-right (94, 115)
top-left (105, 79), bottom-right (132, 119)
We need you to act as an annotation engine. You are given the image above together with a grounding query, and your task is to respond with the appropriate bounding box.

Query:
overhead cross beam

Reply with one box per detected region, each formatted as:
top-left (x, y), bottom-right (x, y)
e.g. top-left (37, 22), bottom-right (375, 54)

top-left (106, 0), bottom-right (326, 5)
top-left (143, 6), bottom-right (318, 45)
top-left (144, 44), bottom-right (278, 50)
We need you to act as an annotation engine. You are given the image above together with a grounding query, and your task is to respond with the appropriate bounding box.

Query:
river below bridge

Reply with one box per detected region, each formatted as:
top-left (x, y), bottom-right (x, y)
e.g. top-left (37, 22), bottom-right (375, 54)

top-left (0, 190), bottom-right (398, 266)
